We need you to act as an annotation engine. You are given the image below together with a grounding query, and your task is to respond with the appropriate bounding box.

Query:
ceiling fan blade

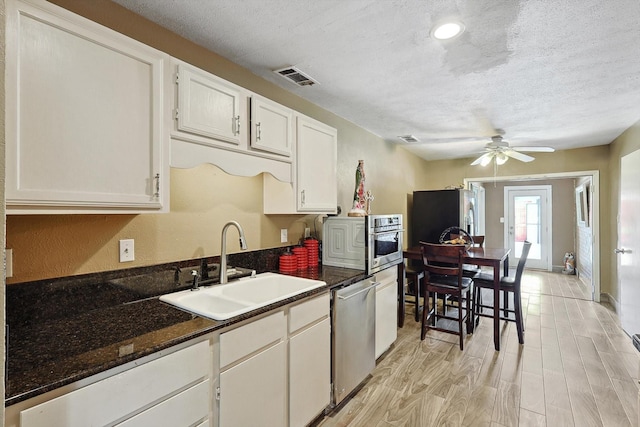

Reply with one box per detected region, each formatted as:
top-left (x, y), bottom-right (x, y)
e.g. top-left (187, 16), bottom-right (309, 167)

top-left (470, 152), bottom-right (494, 166)
top-left (515, 146), bottom-right (555, 153)
top-left (504, 149), bottom-right (535, 162)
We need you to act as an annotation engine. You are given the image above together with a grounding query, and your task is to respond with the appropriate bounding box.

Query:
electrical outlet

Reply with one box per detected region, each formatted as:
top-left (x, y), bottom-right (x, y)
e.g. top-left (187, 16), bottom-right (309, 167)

top-left (304, 227), bottom-right (311, 238)
top-left (6, 249), bottom-right (13, 278)
top-left (280, 229), bottom-right (288, 243)
top-left (119, 239), bottom-right (135, 262)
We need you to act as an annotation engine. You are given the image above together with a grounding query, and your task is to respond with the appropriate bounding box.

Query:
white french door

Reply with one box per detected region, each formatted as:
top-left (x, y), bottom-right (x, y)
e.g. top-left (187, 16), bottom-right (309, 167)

top-left (504, 185), bottom-right (552, 270)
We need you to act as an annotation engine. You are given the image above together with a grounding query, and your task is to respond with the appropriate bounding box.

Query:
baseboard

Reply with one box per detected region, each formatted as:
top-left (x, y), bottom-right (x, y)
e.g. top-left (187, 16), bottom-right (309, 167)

top-left (601, 293), bottom-right (619, 313)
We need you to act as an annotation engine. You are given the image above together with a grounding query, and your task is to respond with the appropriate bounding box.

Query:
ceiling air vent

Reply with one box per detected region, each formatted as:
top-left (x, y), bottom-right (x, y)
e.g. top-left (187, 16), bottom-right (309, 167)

top-left (398, 135), bottom-right (420, 143)
top-left (274, 66), bottom-right (319, 87)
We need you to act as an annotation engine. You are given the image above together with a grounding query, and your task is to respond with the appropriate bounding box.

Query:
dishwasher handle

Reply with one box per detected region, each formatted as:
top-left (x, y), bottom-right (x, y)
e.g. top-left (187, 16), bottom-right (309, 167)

top-left (337, 281), bottom-right (379, 300)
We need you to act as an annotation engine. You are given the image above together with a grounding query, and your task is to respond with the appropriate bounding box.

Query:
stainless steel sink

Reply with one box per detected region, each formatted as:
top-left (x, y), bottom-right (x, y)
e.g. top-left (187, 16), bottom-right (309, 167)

top-left (159, 272), bottom-right (326, 320)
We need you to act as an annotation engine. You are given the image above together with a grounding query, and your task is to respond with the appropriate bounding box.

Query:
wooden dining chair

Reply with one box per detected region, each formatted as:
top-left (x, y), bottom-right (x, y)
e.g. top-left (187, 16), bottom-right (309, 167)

top-left (419, 242), bottom-right (474, 350)
top-left (472, 241), bottom-right (532, 344)
top-left (451, 234), bottom-right (485, 277)
top-left (405, 263), bottom-right (425, 322)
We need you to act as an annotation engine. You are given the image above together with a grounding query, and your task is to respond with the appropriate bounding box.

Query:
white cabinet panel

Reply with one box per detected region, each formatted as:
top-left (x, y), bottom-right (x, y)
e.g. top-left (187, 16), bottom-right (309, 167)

top-left (263, 113), bottom-right (337, 214)
top-left (250, 95), bottom-right (293, 157)
top-left (289, 318), bottom-right (331, 427)
top-left (375, 269), bottom-right (398, 359)
top-left (115, 379), bottom-right (210, 427)
top-left (296, 115), bottom-right (338, 212)
top-left (176, 63), bottom-right (243, 145)
top-left (19, 340), bottom-right (211, 427)
top-left (5, 0), bottom-right (168, 213)
top-left (219, 341), bottom-right (287, 427)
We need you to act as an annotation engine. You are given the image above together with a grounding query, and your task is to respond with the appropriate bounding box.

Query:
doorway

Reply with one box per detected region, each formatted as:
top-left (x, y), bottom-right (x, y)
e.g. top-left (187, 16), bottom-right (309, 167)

top-left (465, 171), bottom-right (600, 302)
top-left (504, 185), bottom-right (552, 270)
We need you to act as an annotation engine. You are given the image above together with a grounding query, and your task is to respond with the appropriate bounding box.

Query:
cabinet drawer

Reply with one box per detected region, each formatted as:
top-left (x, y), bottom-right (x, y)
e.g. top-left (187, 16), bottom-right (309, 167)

top-left (220, 311), bottom-right (285, 368)
top-left (115, 379), bottom-right (210, 427)
top-left (289, 292), bottom-right (329, 334)
top-left (20, 340), bottom-right (210, 427)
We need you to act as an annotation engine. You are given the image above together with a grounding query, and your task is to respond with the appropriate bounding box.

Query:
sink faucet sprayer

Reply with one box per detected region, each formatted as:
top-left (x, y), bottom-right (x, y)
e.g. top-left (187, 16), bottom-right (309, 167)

top-left (220, 221), bottom-right (248, 284)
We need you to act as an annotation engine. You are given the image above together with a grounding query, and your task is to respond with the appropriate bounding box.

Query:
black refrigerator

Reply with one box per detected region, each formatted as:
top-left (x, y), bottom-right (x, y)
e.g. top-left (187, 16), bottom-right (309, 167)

top-left (411, 189), bottom-right (477, 246)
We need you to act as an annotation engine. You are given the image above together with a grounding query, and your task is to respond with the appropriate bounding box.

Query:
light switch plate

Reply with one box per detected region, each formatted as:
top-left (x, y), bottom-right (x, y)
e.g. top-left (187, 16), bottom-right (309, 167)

top-left (280, 229), bottom-right (288, 243)
top-left (119, 239), bottom-right (135, 262)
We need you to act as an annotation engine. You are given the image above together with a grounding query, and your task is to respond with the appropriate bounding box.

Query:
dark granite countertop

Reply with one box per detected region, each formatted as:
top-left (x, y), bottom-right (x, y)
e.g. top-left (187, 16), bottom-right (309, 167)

top-left (6, 251), bottom-right (366, 407)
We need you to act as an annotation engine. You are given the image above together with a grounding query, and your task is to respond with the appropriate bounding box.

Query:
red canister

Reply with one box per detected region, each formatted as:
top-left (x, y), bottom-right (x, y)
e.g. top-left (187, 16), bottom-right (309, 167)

top-left (303, 239), bottom-right (319, 266)
top-left (279, 252), bottom-right (297, 273)
top-left (292, 246), bottom-right (308, 270)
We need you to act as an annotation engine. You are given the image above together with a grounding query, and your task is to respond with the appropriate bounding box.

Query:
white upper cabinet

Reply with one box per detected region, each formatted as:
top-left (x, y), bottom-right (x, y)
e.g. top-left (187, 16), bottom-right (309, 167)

top-left (174, 62), bottom-right (245, 147)
top-left (296, 114), bottom-right (338, 212)
top-left (263, 114), bottom-right (337, 214)
top-left (250, 95), bottom-right (293, 157)
top-left (5, 0), bottom-right (169, 214)
top-left (169, 61), bottom-right (293, 182)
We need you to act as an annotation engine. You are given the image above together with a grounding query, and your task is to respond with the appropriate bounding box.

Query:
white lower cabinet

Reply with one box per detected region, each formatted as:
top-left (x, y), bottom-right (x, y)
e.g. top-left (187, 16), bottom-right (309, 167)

top-left (375, 266), bottom-right (398, 359)
top-left (216, 292), bottom-right (330, 427)
top-left (218, 311), bottom-right (287, 427)
top-left (8, 338), bottom-right (213, 427)
top-left (288, 294), bottom-right (331, 427)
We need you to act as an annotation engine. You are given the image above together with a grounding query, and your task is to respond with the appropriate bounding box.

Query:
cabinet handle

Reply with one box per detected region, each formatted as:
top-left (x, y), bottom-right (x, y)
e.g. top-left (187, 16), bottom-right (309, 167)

top-left (233, 116), bottom-right (240, 135)
top-left (153, 173), bottom-right (160, 198)
top-left (301, 189), bottom-right (305, 206)
top-left (256, 122), bottom-right (262, 141)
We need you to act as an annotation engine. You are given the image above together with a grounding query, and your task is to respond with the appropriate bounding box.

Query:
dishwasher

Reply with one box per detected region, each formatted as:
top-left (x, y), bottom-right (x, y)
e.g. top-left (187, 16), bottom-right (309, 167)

top-left (331, 276), bottom-right (377, 406)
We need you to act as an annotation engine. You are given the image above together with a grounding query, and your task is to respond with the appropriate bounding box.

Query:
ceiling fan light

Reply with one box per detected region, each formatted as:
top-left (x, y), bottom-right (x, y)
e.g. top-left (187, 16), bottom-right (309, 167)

top-left (480, 154), bottom-right (493, 167)
top-left (496, 152), bottom-right (508, 165)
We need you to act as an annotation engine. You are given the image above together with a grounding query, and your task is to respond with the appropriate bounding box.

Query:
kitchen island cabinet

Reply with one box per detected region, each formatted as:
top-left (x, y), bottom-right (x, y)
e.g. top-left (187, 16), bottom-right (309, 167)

top-left (5, 0), bottom-right (169, 214)
top-left (264, 114), bottom-right (337, 214)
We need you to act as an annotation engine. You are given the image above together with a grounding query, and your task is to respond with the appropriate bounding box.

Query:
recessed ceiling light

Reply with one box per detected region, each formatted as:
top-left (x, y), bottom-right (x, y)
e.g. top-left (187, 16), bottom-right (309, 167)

top-left (431, 21), bottom-right (465, 40)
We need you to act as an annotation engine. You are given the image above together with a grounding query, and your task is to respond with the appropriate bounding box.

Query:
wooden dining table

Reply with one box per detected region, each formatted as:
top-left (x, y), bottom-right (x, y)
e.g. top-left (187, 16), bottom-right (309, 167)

top-left (397, 246), bottom-right (511, 351)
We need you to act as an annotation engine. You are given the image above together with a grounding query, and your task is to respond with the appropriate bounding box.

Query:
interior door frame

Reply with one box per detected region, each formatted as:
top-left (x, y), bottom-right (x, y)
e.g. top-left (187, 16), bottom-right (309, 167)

top-left (503, 185), bottom-right (553, 271)
top-left (464, 170), bottom-right (601, 302)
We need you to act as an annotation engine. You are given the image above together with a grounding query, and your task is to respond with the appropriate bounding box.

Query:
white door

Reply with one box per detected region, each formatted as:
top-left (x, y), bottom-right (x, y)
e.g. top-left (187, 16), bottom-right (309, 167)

top-left (504, 185), bottom-right (552, 270)
top-left (619, 150), bottom-right (640, 335)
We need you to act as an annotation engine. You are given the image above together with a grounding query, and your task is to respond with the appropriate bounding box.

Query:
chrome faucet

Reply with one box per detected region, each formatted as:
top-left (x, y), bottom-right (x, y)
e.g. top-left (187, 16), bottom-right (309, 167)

top-left (220, 221), bottom-right (248, 284)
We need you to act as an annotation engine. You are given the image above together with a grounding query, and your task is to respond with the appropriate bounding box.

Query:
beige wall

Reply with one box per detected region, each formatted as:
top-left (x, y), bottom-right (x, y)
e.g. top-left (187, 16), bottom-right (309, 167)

top-left (5, 0), bottom-right (429, 284)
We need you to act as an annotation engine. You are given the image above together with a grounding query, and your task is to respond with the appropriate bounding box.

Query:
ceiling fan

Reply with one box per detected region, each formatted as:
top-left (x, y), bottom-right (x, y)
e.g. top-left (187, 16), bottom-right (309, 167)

top-left (470, 135), bottom-right (555, 166)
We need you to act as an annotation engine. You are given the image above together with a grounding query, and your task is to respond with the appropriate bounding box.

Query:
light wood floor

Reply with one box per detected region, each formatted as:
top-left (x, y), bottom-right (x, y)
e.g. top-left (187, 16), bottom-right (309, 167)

top-left (318, 271), bottom-right (639, 427)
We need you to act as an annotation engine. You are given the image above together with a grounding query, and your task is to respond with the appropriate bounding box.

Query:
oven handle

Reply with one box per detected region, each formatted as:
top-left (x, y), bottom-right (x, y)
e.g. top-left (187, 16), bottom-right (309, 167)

top-left (337, 281), bottom-right (379, 300)
top-left (369, 229), bottom-right (405, 237)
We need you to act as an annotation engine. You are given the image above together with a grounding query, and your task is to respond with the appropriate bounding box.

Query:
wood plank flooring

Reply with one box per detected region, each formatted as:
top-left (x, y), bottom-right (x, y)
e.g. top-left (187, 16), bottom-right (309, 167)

top-left (318, 271), bottom-right (639, 427)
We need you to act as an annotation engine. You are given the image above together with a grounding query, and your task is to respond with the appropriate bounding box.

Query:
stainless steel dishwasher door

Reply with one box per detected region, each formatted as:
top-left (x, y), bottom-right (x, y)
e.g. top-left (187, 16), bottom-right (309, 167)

top-left (332, 277), bottom-right (377, 406)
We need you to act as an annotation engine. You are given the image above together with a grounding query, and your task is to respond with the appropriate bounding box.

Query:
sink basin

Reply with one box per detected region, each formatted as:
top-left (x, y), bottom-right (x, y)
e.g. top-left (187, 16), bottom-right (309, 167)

top-left (159, 272), bottom-right (326, 320)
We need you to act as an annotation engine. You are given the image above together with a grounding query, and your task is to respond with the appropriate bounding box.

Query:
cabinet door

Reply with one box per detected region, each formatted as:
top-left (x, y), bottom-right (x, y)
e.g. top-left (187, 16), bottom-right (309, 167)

top-left (219, 342), bottom-right (286, 427)
top-left (19, 340), bottom-right (211, 427)
top-left (115, 380), bottom-right (210, 427)
top-left (375, 269), bottom-right (398, 359)
top-left (176, 63), bottom-right (243, 145)
top-left (250, 95), bottom-right (293, 157)
top-left (296, 115), bottom-right (337, 212)
top-left (5, 0), bottom-right (168, 213)
top-left (289, 318), bottom-right (331, 427)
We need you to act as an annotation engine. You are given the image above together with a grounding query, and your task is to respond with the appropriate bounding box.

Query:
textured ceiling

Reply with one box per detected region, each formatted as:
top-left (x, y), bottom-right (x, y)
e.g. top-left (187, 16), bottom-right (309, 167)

top-left (112, 0), bottom-right (640, 162)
